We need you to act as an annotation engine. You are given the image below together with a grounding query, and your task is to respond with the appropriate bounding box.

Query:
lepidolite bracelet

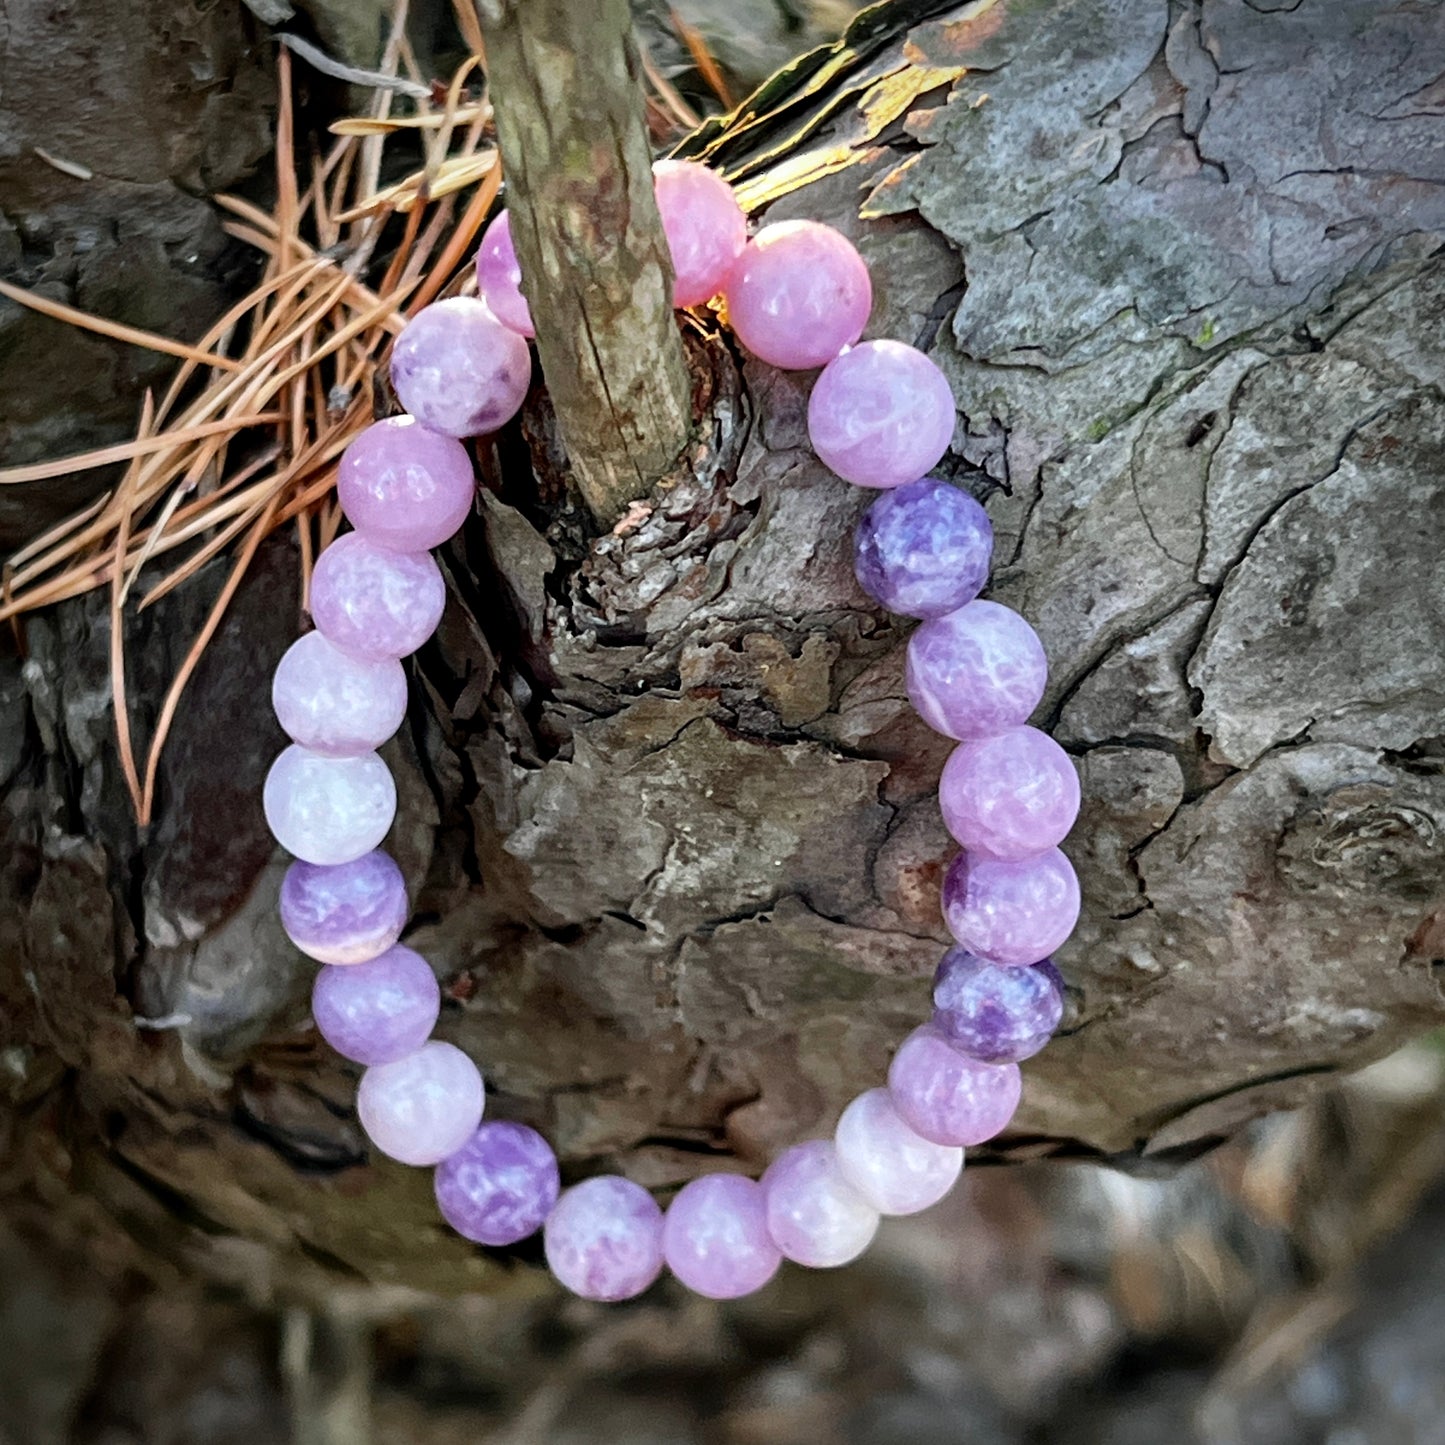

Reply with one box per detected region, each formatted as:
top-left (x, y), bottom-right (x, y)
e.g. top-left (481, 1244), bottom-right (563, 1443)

top-left (265, 159), bottom-right (1081, 1303)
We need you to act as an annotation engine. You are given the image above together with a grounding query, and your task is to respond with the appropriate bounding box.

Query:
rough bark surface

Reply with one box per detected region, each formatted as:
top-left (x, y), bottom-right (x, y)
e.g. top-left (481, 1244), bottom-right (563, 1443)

top-left (2, 0), bottom-right (1444, 1298)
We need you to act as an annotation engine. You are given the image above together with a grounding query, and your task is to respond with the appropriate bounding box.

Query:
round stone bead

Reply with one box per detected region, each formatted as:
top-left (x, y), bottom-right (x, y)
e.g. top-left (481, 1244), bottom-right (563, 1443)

top-left (434, 1121), bottom-right (560, 1247)
top-left (854, 480), bottom-right (993, 619)
top-left (310, 533), bottom-right (446, 661)
top-left (931, 947), bottom-right (1064, 1064)
top-left (279, 851), bottom-right (408, 965)
top-left (311, 945), bottom-right (440, 1067)
top-left (545, 1176), bottom-right (665, 1302)
top-left (941, 847), bottom-right (1080, 967)
top-left (652, 159), bottom-right (748, 308)
top-left (475, 209), bottom-right (534, 338)
top-left (723, 220), bottom-right (871, 370)
top-left (264, 745), bottom-right (396, 866)
top-left (357, 1040), bottom-right (484, 1167)
top-left (834, 1088), bottom-right (963, 1217)
top-left (761, 1139), bottom-right (880, 1268)
top-left (338, 416), bottom-right (475, 553)
top-left (938, 726), bottom-right (1080, 861)
top-left (808, 341), bottom-right (956, 489)
top-left (888, 1024), bottom-right (1022, 1147)
top-left (906, 600), bottom-right (1049, 742)
top-left (272, 631), bottom-right (407, 756)
top-left (389, 296), bottom-right (531, 439)
top-left (662, 1174), bottom-right (781, 1300)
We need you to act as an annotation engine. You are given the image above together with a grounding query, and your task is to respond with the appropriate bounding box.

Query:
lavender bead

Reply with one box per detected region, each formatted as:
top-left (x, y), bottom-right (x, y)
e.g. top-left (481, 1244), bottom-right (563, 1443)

top-left (662, 1174), bottom-right (781, 1300)
top-left (939, 726), bottom-right (1080, 861)
top-left (854, 480), bottom-right (993, 619)
top-left (834, 1088), bottom-right (963, 1216)
top-left (808, 341), bottom-right (956, 490)
top-left (338, 416), bottom-right (475, 553)
top-left (761, 1140), bottom-right (880, 1268)
top-left (389, 296), bottom-right (531, 439)
top-left (311, 945), bottom-right (440, 1066)
top-left (906, 600), bottom-right (1049, 742)
top-left (475, 209), bottom-right (534, 338)
top-left (272, 631), bottom-right (407, 756)
top-left (264, 745), bottom-right (396, 866)
top-left (279, 851), bottom-right (408, 965)
top-left (545, 1176), bottom-right (665, 1302)
top-left (653, 159), bottom-right (748, 308)
top-left (888, 1024), bottom-right (1022, 1147)
top-left (434, 1121), bottom-right (560, 1247)
top-left (941, 847), bottom-right (1080, 966)
top-left (310, 533), bottom-right (446, 660)
top-left (723, 221), bottom-right (871, 370)
top-left (931, 948), bottom-right (1064, 1064)
top-left (357, 1040), bottom-right (484, 1167)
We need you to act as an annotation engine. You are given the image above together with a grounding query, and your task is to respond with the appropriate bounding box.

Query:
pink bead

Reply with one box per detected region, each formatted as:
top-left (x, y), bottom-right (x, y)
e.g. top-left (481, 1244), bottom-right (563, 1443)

top-left (941, 847), bottom-right (1081, 966)
top-left (311, 944), bottom-right (440, 1067)
top-left (263, 744), bottom-right (396, 866)
top-left (662, 1174), bottom-right (781, 1299)
top-left (888, 1024), bottom-right (1022, 1147)
top-left (761, 1140), bottom-right (879, 1268)
top-left (545, 1176), bottom-right (665, 1302)
top-left (271, 631), bottom-right (407, 756)
top-left (834, 1088), bottom-right (963, 1216)
top-left (356, 1040), bottom-right (484, 1166)
top-left (807, 341), bottom-right (956, 489)
top-left (389, 296), bottom-right (531, 439)
top-left (723, 220), bottom-right (871, 370)
top-left (338, 416), bottom-right (475, 553)
top-left (475, 209), bottom-right (534, 338)
top-left (310, 533), bottom-right (446, 660)
top-left (938, 726), bottom-right (1081, 861)
top-left (652, 159), bottom-right (748, 308)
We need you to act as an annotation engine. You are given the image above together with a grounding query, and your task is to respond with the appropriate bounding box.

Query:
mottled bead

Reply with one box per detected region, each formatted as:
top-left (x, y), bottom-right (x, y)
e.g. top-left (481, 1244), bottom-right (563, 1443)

top-left (356, 1040), bottom-right (484, 1167)
top-left (544, 1176), bottom-right (665, 1302)
top-left (310, 533), bottom-right (446, 660)
top-left (389, 296), bottom-right (531, 439)
top-left (279, 851), bottom-right (408, 965)
top-left (834, 1087), bottom-right (963, 1217)
top-left (931, 947), bottom-right (1063, 1064)
top-left (338, 416), bottom-right (475, 553)
top-left (272, 631), bottom-right (407, 756)
top-left (808, 341), bottom-right (955, 489)
top-left (652, 159), bottom-right (748, 308)
top-left (311, 945), bottom-right (440, 1066)
top-left (941, 847), bottom-right (1080, 967)
top-left (939, 726), bottom-right (1080, 861)
top-left (761, 1139), bottom-right (880, 1268)
top-left (906, 600), bottom-right (1049, 742)
top-left (263, 744), bottom-right (396, 866)
top-left (475, 209), bottom-right (534, 338)
top-left (723, 221), bottom-right (871, 370)
top-left (854, 479), bottom-right (993, 619)
top-left (662, 1174), bottom-right (781, 1300)
top-left (888, 1024), bottom-right (1022, 1147)
top-left (434, 1121), bottom-right (560, 1247)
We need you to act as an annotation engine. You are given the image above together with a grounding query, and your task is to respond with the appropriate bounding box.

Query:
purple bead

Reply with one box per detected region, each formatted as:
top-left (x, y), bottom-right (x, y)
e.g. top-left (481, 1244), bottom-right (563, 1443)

top-left (834, 1088), bottom-right (963, 1216)
top-left (544, 1176), bottom-right (665, 1302)
top-left (311, 945), bottom-right (440, 1066)
top-left (662, 1174), bottom-right (781, 1300)
top-left (854, 480), bottom-right (993, 619)
top-left (941, 847), bottom-right (1080, 966)
top-left (279, 851), bottom-right (408, 965)
top-left (723, 221), bottom-right (871, 370)
top-left (931, 948), bottom-right (1063, 1064)
top-left (808, 341), bottom-right (956, 490)
top-left (310, 533), bottom-right (446, 661)
top-left (434, 1121), bottom-right (560, 1247)
top-left (760, 1140), bottom-right (879, 1268)
top-left (475, 210), bottom-right (534, 338)
top-left (264, 744), bottom-right (396, 866)
top-left (887, 1024), bottom-right (1022, 1147)
top-left (938, 726), bottom-right (1080, 861)
top-left (389, 296), bottom-right (531, 439)
top-left (272, 631), bottom-right (407, 756)
top-left (653, 159), bottom-right (748, 308)
top-left (357, 1040), bottom-right (484, 1167)
top-left (906, 600), bottom-right (1049, 742)
top-left (337, 416), bottom-right (475, 553)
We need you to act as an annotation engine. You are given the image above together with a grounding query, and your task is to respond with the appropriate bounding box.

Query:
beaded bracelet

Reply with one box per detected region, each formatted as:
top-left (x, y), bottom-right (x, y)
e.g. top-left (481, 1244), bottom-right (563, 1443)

top-left (265, 158), bottom-right (1081, 1303)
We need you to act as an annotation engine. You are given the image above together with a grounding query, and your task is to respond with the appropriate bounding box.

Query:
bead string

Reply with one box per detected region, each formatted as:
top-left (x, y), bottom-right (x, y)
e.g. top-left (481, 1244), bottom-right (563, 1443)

top-left (266, 159), bottom-right (1080, 1303)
